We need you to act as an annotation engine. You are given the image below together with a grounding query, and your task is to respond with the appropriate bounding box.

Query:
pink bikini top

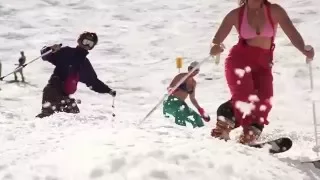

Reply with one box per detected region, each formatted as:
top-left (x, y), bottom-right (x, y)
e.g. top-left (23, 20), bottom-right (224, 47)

top-left (239, 4), bottom-right (276, 40)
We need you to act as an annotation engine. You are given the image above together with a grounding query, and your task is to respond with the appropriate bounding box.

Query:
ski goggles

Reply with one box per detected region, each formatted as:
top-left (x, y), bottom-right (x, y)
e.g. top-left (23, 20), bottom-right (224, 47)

top-left (188, 66), bottom-right (200, 73)
top-left (81, 39), bottom-right (95, 48)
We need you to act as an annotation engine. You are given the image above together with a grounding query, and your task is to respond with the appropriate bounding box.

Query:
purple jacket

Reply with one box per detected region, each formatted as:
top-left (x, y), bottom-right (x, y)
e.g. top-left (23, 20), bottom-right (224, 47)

top-left (41, 45), bottom-right (112, 94)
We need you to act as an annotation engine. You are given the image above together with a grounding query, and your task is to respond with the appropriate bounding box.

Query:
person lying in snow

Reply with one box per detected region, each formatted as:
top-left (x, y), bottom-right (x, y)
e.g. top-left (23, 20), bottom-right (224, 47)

top-left (36, 31), bottom-right (116, 118)
top-left (209, 0), bottom-right (315, 144)
top-left (163, 61), bottom-right (210, 128)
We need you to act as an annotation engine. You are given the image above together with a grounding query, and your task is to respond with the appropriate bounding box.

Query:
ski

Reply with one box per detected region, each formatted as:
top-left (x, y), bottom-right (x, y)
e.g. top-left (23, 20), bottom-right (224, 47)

top-left (249, 137), bottom-right (293, 154)
top-left (248, 137), bottom-right (320, 169)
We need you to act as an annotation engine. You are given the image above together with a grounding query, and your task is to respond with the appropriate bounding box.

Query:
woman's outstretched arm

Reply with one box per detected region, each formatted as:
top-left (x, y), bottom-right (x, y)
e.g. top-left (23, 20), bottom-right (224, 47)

top-left (275, 4), bottom-right (306, 54)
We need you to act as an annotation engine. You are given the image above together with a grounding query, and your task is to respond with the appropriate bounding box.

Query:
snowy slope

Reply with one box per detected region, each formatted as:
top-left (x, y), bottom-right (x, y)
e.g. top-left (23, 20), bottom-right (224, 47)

top-left (0, 0), bottom-right (320, 179)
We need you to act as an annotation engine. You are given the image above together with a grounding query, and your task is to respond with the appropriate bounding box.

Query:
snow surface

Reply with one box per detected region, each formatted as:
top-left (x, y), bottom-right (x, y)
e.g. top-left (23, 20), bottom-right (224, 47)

top-left (1, 0), bottom-right (320, 179)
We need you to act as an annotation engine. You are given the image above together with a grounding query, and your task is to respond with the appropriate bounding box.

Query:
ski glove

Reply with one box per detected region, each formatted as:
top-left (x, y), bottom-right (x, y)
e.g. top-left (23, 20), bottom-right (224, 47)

top-left (198, 107), bottom-right (210, 122)
top-left (50, 44), bottom-right (62, 53)
top-left (109, 89), bottom-right (116, 97)
top-left (41, 44), bottom-right (62, 54)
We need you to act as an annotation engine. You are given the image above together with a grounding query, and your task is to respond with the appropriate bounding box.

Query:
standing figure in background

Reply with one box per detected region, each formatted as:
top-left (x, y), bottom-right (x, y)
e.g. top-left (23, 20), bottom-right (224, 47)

top-left (14, 51), bottom-right (26, 82)
top-left (163, 61), bottom-right (211, 128)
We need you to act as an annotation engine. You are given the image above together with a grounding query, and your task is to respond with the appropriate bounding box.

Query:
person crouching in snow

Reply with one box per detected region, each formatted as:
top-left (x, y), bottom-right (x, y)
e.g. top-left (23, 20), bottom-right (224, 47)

top-left (163, 61), bottom-right (210, 128)
top-left (209, 0), bottom-right (315, 144)
top-left (36, 31), bottom-right (116, 118)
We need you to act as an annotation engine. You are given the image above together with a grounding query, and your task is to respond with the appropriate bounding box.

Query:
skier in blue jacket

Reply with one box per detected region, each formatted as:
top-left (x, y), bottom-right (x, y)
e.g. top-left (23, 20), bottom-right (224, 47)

top-left (36, 31), bottom-right (116, 118)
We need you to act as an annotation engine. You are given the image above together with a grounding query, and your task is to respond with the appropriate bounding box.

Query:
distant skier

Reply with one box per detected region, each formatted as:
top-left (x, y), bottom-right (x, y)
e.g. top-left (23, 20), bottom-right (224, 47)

top-left (209, 0), bottom-right (315, 144)
top-left (36, 31), bottom-right (116, 118)
top-left (163, 61), bottom-right (210, 128)
top-left (14, 51), bottom-right (26, 82)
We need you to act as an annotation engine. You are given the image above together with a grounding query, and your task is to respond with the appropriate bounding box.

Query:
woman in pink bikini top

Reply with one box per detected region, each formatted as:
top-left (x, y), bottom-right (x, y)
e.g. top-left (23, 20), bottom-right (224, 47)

top-left (208, 0), bottom-right (316, 145)
top-left (238, 1), bottom-right (275, 49)
top-left (210, 0), bottom-right (314, 57)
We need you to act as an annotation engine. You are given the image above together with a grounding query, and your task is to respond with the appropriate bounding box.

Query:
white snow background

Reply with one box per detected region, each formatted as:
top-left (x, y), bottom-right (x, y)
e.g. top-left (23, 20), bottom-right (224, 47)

top-left (0, 0), bottom-right (320, 179)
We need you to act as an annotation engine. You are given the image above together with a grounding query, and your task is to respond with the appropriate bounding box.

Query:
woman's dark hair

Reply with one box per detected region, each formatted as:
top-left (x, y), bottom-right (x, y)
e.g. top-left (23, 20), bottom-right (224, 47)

top-left (239, 0), bottom-right (269, 6)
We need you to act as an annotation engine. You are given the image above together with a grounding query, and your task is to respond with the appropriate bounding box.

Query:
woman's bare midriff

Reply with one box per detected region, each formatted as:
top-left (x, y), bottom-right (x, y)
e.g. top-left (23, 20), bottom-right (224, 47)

top-left (244, 36), bottom-right (273, 49)
top-left (172, 90), bottom-right (188, 101)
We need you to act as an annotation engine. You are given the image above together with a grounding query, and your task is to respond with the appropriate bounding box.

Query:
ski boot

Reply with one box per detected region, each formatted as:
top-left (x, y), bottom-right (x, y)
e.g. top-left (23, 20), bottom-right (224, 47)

top-left (238, 123), bottom-right (263, 145)
top-left (211, 118), bottom-right (235, 141)
top-left (212, 100), bottom-right (236, 141)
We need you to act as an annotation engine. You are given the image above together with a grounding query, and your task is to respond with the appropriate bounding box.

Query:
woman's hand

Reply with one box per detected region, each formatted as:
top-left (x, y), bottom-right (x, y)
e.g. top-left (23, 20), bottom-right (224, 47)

top-left (210, 44), bottom-right (224, 56)
top-left (304, 45), bottom-right (315, 63)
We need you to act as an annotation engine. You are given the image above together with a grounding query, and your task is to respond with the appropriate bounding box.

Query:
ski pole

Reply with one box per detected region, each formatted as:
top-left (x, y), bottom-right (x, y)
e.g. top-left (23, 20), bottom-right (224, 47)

top-left (138, 55), bottom-right (213, 126)
top-left (112, 97), bottom-right (115, 117)
top-left (309, 62), bottom-right (318, 156)
top-left (0, 44), bottom-right (61, 81)
top-left (213, 43), bottom-right (225, 65)
top-left (204, 43), bottom-right (224, 80)
top-left (0, 50), bottom-right (51, 80)
top-left (305, 45), bottom-right (319, 156)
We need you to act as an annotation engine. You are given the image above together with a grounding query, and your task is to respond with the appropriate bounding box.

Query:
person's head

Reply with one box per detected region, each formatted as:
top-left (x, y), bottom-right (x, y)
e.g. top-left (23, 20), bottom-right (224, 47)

top-left (20, 51), bottom-right (24, 56)
top-left (187, 61), bottom-right (200, 77)
top-left (239, 0), bottom-right (269, 8)
top-left (77, 31), bottom-right (98, 51)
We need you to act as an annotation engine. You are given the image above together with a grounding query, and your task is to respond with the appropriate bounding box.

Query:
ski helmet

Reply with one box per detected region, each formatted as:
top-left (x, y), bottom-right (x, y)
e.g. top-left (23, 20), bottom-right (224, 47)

top-left (188, 61), bottom-right (200, 71)
top-left (77, 31), bottom-right (98, 49)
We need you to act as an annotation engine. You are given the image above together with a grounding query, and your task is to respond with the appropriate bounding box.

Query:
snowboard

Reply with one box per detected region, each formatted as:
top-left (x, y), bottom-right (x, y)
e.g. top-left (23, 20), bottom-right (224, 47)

top-left (249, 137), bottom-right (293, 154)
top-left (301, 160), bottom-right (320, 169)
